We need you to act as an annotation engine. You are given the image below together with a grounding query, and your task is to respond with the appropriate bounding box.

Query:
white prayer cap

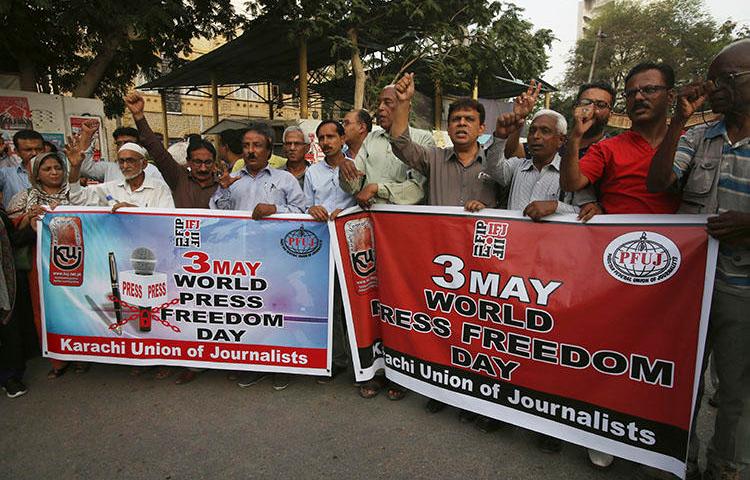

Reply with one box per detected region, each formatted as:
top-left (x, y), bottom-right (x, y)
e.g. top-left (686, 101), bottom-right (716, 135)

top-left (118, 142), bottom-right (147, 158)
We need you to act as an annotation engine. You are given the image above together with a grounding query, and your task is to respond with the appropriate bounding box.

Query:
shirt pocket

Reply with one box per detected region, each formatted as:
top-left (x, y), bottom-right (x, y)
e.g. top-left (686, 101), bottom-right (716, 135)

top-left (683, 160), bottom-right (717, 195)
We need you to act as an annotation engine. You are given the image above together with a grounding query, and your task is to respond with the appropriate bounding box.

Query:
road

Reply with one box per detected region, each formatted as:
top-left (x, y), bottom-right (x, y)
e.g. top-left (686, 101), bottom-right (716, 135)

top-left (1, 358), bottom-right (715, 479)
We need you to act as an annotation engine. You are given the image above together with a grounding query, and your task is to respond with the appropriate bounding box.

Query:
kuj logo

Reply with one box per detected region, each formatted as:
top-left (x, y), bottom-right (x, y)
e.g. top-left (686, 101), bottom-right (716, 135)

top-left (49, 216), bottom-right (84, 286)
top-left (281, 225), bottom-right (322, 257)
top-left (603, 231), bottom-right (680, 285)
top-left (344, 217), bottom-right (376, 278)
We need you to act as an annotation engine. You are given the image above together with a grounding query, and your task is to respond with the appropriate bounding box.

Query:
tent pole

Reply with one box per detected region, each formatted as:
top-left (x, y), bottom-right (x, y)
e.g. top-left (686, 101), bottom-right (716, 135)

top-left (299, 39), bottom-right (309, 119)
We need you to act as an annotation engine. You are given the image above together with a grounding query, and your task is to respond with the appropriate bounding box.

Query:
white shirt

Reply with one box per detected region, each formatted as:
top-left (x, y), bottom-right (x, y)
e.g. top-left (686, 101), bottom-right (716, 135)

top-left (69, 174), bottom-right (174, 208)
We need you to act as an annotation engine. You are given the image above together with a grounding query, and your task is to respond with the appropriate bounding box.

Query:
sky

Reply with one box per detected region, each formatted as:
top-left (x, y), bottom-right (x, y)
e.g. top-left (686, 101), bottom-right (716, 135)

top-left (510, 0), bottom-right (750, 85)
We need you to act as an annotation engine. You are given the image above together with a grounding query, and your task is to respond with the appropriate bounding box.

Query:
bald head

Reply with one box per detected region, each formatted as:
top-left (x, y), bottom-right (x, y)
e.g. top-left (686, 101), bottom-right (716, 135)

top-left (707, 39), bottom-right (750, 116)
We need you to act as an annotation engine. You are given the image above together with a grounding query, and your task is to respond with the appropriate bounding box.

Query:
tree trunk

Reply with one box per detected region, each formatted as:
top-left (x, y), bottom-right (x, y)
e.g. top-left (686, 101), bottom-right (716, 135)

top-left (348, 28), bottom-right (365, 110)
top-left (72, 32), bottom-right (124, 98)
top-left (17, 57), bottom-right (37, 92)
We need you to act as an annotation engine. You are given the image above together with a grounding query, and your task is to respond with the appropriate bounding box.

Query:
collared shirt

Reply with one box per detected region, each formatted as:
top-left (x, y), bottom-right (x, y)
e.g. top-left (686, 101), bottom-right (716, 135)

top-left (69, 175), bottom-right (174, 208)
top-left (135, 118), bottom-right (218, 208)
top-left (673, 120), bottom-right (750, 295)
top-left (303, 159), bottom-right (356, 213)
top-left (580, 130), bottom-right (680, 214)
top-left (0, 164), bottom-right (31, 209)
top-left (209, 165), bottom-right (305, 213)
top-left (340, 126), bottom-right (434, 204)
top-left (390, 130), bottom-right (497, 207)
top-left (484, 138), bottom-right (596, 213)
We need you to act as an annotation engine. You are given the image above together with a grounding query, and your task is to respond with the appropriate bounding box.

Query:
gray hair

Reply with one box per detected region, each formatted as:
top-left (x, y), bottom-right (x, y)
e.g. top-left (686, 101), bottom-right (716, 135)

top-left (531, 109), bottom-right (567, 135)
top-left (282, 125), bottom-right (310, 144)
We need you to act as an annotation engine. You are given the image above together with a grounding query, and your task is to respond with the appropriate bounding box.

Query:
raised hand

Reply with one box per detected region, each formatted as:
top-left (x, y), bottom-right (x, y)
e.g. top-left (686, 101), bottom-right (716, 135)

top-left (571, 104), bottom-right (596, 139)
top-left (674, 81), bottom-right (711, 123)
top-left (513, 80), bottom-right (542, 118)
top-left (394, 72), bottom-right (415, 103)
top-left (494, 112), bottom-right (525, 139)
top-left (125, 91), bottom-right (146, 119)
top-left (64, 135), bottom-right (84, 167)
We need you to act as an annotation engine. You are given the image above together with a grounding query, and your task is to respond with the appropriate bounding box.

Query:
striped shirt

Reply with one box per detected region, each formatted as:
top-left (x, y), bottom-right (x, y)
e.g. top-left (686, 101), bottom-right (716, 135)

top-left (674, 120), bottom-right (750, 294)
top-left (484, 138), bottom-right (596, 213)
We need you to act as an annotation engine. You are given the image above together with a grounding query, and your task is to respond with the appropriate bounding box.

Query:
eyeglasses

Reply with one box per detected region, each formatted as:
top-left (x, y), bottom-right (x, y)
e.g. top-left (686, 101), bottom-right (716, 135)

top-left (576, 98), bottom-right (611, 110)
top-left (713, 70), bottom-right (750, 89)
top-left (189, 159), bottom-right (214, 167)
top-left (117, 157), bottom-right (142, 165)
top-left (283, 141), bottom-right (307, 148)
top-left (622, 85), bottom-right (669, 99)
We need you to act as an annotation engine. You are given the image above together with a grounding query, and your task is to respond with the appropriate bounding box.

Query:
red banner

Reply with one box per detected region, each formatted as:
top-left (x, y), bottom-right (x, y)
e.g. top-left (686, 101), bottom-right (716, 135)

top-left (332, 205), bottom-right (716, 478)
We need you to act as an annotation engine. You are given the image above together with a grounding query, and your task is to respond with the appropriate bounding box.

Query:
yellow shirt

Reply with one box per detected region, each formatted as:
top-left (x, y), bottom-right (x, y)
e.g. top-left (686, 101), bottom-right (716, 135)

top-left (231, 154), bottom-right (287, 173)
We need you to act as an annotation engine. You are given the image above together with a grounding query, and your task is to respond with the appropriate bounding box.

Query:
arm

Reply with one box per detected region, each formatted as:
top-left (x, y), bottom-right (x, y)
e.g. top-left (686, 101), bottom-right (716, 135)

top-left (275, 174), bottom-right (305, 214)
top-left (339, 145), bottom-right (366, 194)
top-left (388, 73), bottom-right (433, 175)
top-left (303, 170), bottom-right (315, 210)
top-left (483, 112), bottom-right (528, 187)
top-left (126, 92), bottom-right (182, 190)
top-left (647, 81), bottom-right (709, 192)
top-left (503, 80), bottom-right (540, 160)
top-left (209, 186), bottom-right (234, 210)
top-left (560, 105), bottom-right (595, 192)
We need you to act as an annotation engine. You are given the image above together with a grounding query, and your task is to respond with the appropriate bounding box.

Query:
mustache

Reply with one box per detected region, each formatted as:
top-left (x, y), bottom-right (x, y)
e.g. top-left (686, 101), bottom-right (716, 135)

top-left (633, 101), bottom-right (649, 110)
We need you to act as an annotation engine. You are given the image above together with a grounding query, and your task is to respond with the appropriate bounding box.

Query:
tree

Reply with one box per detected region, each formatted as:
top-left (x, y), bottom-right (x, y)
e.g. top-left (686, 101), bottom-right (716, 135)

top-left (0, 0), bottom-right (241, 116)
top-left (247, 1), bottom-right (552, 111)
top-left (564, 0), bottom-right (743, 96)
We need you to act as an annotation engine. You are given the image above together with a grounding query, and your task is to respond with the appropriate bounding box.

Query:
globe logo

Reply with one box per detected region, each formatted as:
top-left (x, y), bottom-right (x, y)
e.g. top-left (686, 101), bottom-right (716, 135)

top-left (281, 225), bottom-right (322, 258)
top-left (603, 231), bottom-right (680, 285)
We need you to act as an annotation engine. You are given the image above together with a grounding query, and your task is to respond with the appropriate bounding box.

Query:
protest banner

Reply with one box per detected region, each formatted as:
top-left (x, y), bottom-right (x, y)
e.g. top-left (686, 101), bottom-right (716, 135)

top-left (332, 205), bottom-right (717, 478)
top-left (39, 207), bottom-right (333, 375)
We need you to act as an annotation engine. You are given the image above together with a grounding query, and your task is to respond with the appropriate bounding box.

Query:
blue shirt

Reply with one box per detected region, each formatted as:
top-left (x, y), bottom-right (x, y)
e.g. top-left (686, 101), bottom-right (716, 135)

top-left (0, 164), bottom-right (31, 211)
top-left (209, 165), bottom-right (305, 213)
top-left (303, 159), bottom-right (357, 213)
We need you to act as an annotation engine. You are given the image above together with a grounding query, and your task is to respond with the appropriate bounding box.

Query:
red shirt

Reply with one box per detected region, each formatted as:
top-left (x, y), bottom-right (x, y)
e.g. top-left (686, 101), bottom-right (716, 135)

top-left (579, 130), bottom-right (680, 214)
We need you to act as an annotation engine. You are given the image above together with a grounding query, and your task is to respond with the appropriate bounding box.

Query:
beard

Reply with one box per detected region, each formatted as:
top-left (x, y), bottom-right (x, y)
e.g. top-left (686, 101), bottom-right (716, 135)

top-left (583, 119), bottom-right (606, 138)
top-left (123, 170), bottom-right (143, 181)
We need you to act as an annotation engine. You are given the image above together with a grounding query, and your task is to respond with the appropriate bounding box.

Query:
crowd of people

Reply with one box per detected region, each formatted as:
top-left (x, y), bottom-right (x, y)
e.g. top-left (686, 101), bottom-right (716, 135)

top-left (0, 35), bottom-right (748, 480)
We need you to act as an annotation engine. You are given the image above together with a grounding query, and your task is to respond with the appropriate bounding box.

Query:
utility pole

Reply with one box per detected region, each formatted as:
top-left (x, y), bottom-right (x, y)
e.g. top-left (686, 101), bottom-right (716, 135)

top-left (587, 27), bottom-right (607, 83)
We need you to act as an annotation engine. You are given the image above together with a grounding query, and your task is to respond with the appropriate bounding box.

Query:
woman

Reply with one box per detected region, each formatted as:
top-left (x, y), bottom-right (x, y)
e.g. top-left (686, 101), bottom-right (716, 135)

top-left (7, 139), bottom-right (86, 378)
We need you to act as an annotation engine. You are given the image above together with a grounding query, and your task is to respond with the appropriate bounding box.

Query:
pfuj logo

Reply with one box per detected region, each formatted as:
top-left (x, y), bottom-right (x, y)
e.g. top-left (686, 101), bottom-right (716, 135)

top-left (280, 224), bottom-right (322, 258)
top-left (603, 231), bottom-right (680, 285)
top-left (49, 216), bottom-right (84, 286)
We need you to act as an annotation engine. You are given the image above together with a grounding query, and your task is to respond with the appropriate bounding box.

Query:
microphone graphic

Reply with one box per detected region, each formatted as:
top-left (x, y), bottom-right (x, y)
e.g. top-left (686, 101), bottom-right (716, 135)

top-left (131, 247), bottom-right (157, 332)
top-left (108, 252), bottom-right (123, 327)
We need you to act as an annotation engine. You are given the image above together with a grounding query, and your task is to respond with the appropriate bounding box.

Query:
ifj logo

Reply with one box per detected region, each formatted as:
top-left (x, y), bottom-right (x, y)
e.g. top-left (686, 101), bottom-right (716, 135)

top-left (281, 224), bottom-right (322, 258)
top-left (49, 216), bottom-right (84, 286)
top-left (603, 231), bottom-right (680, 285)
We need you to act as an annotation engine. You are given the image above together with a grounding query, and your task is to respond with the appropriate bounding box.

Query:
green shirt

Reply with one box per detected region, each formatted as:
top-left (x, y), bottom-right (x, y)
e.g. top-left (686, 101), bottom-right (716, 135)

top-left (340, 126), bottom-right (435, 205)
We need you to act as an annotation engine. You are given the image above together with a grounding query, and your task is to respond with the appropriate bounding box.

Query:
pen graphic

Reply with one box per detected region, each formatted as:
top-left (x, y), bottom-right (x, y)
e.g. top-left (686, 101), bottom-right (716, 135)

top-left (108, 252), bottom-right (123, 327)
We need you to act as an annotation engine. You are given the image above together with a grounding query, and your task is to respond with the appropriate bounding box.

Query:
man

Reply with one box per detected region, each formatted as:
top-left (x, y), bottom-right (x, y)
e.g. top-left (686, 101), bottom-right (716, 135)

top-left (78, 123), bottom-right (164, 184)
top-left (338, 85), bottom-right (434, 401)
top-left (340, 85), bottom-right (434, 209)
top-left (218, 129), bottom-right (244, 171)
top-left (560, 62), bottom-right (681, 215)
top-left (342, 109), bottom-right (372, 159)
top-left (210, 123), bottom-right (304, 219)
top-left (68, 142), bottom-right (174, 209)
top-left (280, 125), bottom-right (311, 189)
top-left (125, 92), bottom-right (219, 210)
top-left (473, 109), bottom-right (597, 221)
top-left (389, 72), bottom-right (499, 421)
top-left (646, 39), bottom-right (750, 480)
top-left (0, 130), bottom-right (42, 210)
top-left (305, 120), bottom-right (357, 387)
